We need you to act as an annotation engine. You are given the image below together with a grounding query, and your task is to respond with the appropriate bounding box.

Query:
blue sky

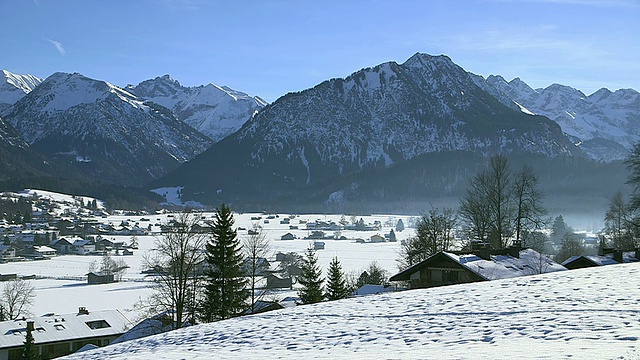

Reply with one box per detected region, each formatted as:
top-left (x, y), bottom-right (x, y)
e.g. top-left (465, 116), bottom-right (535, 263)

top-left (1, 0), bottom-right (638, 102)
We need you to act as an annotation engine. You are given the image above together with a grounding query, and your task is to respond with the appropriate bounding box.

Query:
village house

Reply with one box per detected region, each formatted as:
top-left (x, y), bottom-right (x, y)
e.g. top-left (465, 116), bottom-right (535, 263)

top-left (0, 246), bottom-right (16, 262)
top-left (266, 273), bottom-right (292, 289)
top-left (32, 245), bottom-right (57, 258)
top-left (87, 272), bottom-right (115, 284)
top-left (0, 307), bottom-right (129, 360)
top-left (242, 257), bottom-right (271, 276)
top-left (49, 238), bottom-right (74, 254)
top-left (71, 238), bottom-right (95, 255)
top-left (280, 233), bottom-right (296, 240)
top-left (390, 244), bottom-right (566, 289)
top-left (562, 249), bottom-right (639, 270)
top-left (245, 300), bottom-right (284, 315)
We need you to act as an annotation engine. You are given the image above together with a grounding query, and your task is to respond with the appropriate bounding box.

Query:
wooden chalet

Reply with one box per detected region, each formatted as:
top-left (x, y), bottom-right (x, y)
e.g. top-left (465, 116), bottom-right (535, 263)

top-left (390, 252), bottom-right (486, 289)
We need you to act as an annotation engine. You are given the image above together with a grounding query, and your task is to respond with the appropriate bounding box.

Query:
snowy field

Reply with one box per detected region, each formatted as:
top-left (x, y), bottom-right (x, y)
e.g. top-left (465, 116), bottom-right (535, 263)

top-left (0, 212), bottom-right (414, 321)
top-left (64, 263), bottom-right (640, 359)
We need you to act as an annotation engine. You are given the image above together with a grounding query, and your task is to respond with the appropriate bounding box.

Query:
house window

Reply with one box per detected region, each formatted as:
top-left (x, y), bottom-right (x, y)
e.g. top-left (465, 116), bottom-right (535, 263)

top-left (85, 320), bottom-right (111, 329)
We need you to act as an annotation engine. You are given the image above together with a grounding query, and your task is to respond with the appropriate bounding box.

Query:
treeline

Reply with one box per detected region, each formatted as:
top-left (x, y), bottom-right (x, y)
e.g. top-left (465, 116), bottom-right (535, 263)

top-left (0, 177), bottom-right (162, 211)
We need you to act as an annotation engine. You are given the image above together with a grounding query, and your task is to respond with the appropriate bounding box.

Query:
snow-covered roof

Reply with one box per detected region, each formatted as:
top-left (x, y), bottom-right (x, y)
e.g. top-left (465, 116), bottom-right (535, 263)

top-left (562, 252), bottom-right (639, 267)
top-left (392, 248), bottom-right (566, 283)
top-left (353, 284), bottom-right (396, 296)
top-left (33, 245), bottom-right (56, 253)
top-left (450, 248), bottom-right (567, 280)
top-left (0, 309), bottom-right (129, 349)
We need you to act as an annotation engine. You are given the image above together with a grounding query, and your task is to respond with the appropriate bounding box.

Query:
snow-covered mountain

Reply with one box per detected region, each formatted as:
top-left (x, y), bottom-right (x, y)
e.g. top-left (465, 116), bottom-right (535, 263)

top-left (65, 263), bottom-right (640, 359)
top-left (3, 72), bottom-right (213, 186)
top-left (128, 75), bottom-right (267, 142)
top-left (0, 115), bottom-right (50, 180)
top-left (0, 70), bottom-right (42, 115)
top-left (474, 75), bottom-right (640, 161)
top-left (155, 53), bottom-right (582, 209)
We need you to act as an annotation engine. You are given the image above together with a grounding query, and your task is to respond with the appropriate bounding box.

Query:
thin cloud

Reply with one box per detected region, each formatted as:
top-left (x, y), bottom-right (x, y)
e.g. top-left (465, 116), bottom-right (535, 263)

top-left (45, 39), bottom-right (66, 56)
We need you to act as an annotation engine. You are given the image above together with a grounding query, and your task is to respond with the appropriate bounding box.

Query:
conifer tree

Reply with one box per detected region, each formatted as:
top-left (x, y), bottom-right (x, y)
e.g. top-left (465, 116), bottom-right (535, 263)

top-left (22, 322), bottom-right (38, 360)
top-left (325, 257), bottom-right (350, 301)
top-left (201, 204), bottom-right (248, 322)
top-left (297, 245), bottom-right (324, 304)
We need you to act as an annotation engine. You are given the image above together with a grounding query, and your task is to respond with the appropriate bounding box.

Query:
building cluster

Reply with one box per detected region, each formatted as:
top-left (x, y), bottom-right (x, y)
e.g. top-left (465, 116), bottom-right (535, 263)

top-left (0, 207), bottom-right (144, 264)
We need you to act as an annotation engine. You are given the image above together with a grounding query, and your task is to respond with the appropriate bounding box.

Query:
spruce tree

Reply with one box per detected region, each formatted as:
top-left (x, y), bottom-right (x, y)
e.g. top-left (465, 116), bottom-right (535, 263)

top-left (202, 204), bottom-right (248, 322)
top-left (325, 257), bottom-right (350, 301)
top-left (297, 245), bottom-right (324, 304)
top-left (22, 323), bottom-right (39, 360)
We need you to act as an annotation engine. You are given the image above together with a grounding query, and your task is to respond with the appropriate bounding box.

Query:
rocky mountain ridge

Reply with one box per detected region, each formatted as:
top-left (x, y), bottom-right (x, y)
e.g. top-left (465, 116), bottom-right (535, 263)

top-left (474, 75), bottom-right (640, 161)
top-left (127, 75), bottom-right (267, 142)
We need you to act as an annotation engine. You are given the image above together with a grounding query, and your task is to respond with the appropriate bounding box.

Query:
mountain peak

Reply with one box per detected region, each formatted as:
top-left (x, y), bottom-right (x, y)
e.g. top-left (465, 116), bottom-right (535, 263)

top-left (403, 53), bottom-right (454, 68)
top-left (0, 70), bottom-right (44, 114)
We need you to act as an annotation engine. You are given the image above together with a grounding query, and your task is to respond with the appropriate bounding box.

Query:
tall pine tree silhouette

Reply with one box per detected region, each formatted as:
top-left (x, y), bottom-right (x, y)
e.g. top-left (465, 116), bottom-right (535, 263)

top-left (325, 257), bottom-right (350, 301)
top-left (297, 245), bottom-right (324, 304)
top-left (201, 204), bottom-right (247, 321)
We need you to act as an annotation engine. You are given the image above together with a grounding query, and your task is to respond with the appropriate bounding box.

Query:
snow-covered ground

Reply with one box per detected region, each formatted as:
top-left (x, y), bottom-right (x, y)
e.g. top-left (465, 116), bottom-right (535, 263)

top-left (64, 263), bottom-right (640, 359)
top-left (0, 212), bottom-right (413, 322)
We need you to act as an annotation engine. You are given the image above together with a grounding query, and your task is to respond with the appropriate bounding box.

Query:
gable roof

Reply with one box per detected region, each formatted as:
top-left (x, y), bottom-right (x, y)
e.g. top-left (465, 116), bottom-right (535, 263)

top-left (0, 309), bottom-right (130, 349)
top-left (562, 252), bottom-right (639, 267)
top-left (390, 252), bottom-right (484, 282)
top-left (391, 249), bottom-right (566, 282)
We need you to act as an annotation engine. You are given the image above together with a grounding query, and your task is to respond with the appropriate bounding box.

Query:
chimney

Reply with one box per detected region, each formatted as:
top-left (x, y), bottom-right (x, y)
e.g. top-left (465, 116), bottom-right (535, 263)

top-left (26, 321), bottom-right (34, 332)
top-left (478, 246), bottom-right (491, 261)
top-left (78, 307), bottom-right (89, 315)
top-left (508, 240), bottom-right (522, 258)
top-left (613, 250), bottom-right (623, 264)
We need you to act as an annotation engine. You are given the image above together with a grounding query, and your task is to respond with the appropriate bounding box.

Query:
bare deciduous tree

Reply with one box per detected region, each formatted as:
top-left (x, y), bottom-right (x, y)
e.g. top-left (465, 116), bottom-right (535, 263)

top-left (142, 210), bottom-right (207, 329)
top-left (512, 165), bottom-right (548, 247)
top-left (397, 207), bottom-right (457, 270)
top-left (460, 156), bottom-right (546, 250)
top-left (243, 224), bottom-right (271, 314)
top-left (0, 279), bottom-right (35, 321)
top-left (604, 191), bottom-right (637, 250)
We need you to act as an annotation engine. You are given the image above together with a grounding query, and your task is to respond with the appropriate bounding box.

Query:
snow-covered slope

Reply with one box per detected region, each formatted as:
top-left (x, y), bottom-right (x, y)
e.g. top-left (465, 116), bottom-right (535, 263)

top-left (0, 70), bottom-right (42, 115)
top-left (128, 75), bottom-right (267, 142)
top-left (476, 75), bottom-right (640, 161)
top-left (0, 114), bottom-right (59, 180)
top-left (4, 72), bottom-right (212, 185)
top-left (65, 263), bottom-right (640, 359)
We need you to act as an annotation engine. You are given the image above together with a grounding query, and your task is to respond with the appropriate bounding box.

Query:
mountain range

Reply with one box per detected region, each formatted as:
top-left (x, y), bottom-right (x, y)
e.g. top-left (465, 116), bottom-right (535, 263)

top-left (153, 53), bottom-right (629, 214)
top-left (474, 75), bottom-right (640, 161)
top-left (0, 53), bottom-right (637, 213)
